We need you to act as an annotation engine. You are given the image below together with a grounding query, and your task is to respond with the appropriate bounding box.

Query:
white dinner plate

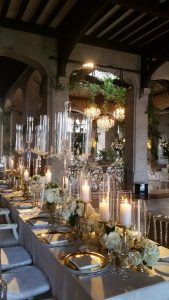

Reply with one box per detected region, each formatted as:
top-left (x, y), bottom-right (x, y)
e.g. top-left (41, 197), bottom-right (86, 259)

top-left (154, 262), bottom-right (169, 276)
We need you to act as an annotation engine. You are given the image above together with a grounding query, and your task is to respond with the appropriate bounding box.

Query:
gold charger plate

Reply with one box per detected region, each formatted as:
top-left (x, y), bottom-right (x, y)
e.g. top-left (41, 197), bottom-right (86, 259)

top-left (64, 252), bottom-right (108, 273)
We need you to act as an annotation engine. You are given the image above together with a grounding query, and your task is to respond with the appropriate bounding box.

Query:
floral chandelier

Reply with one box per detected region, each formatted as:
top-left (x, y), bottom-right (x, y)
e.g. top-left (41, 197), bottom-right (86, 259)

top-left (113, 107), bottom-right (125, 122)
top-left (84, 105), bottom-right (100, 120)
top-left (97, 115), bottom-right (115, 131)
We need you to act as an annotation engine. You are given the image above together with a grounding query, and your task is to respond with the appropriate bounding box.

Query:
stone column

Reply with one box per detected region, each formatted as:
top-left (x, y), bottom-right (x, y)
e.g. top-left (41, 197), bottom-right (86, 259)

top-left (125, 87), bottom-right (149, 192)
top-left (134, 88), bottom-right (150, 187)
top-left (47, 76), bottom-right (69, 184)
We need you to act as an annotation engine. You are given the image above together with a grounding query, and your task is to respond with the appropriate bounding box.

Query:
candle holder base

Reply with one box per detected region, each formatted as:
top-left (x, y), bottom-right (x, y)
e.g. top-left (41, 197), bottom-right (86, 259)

top-left (23, 181), bottom-right (29, 198)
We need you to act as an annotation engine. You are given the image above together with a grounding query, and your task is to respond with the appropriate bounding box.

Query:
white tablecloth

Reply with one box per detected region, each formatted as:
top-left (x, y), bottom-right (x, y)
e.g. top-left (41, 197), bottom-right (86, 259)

top-left (1, 193), bottom-right (169, 300)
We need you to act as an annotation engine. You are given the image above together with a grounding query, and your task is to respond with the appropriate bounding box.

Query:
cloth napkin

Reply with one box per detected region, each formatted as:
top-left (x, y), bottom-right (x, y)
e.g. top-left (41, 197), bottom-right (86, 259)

top-left (29, 218), bottom-right (49, 227)
top-left (44, 233), bottom-right (68, 245)
top-left (70, 254), bottom-right (100, 270)
top-left (16, 203), bottom-right (33, 209)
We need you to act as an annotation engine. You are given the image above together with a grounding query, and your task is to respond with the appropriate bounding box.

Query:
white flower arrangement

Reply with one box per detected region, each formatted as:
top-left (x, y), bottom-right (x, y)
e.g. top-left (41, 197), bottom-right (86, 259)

top-left (62, 200), bottom-right (99, 227)
top-left (111, 138), bottom-right (125, 151)
top-left (62, 200), bottom-right (84, 222)
top-left (102, 226), bottom-right (160, 268)
top-left (44, 182), bottom-right (62, 204)
top-left (101, 231), bottom-right (122, 252)
top-left (128, 250), bottom-right (143, 266)
top-left (142, 239), bottom-right (160, 267)
top-left (111, 157), bottom-right (124, 169)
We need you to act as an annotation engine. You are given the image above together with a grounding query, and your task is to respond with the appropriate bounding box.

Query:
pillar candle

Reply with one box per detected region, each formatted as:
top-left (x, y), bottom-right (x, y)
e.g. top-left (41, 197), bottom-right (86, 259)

top-left (99, 198), bottom-right (109, 222)
top-left (23, 169), bottom-right (29, 182)
top-left (81, 179), bottom-right (90, 203)
top-left (45, 169), bottom-right (51, 184)
top-left (120, 199), bottom-right (132, 226)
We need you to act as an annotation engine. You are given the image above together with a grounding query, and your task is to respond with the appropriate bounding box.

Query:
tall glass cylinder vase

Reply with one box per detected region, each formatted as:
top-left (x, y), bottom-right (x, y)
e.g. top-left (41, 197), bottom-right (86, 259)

top-left (54, 112), bottom-right (63, 157)
top-left (15, 124), bottom-right (24, 154)
top-left (82, 117), bottom-right (92, 158)
top-left (39, 115), bottom-right (49, 155)
top-left (132, 199), bottom-right (147, 240)
top-left (26, 116), bottom-right (34, 149)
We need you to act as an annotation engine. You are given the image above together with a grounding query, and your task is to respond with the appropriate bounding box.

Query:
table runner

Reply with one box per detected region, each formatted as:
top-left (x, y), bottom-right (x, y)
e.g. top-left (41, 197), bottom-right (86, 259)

top-left (1, 193), bottom-right (169, 300)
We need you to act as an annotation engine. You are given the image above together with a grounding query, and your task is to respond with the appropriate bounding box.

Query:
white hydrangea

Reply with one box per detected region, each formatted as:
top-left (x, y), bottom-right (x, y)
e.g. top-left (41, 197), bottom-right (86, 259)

top-left (102, 231), bottom-right (122, 252)
top-left (45, 188), bottom-right (62, 204)
top-left (128, 250), bottom-right (143, 266)
top-left (142, 239), bottom-right (160, 267)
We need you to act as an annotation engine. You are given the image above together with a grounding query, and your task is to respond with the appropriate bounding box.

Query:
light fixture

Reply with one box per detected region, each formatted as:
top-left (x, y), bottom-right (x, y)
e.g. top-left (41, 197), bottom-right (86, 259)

top-left (113, 107), bottom-right (125, 122)
top-left (82, 62), bottom-right (94, 69)
top-left (97, 115), bottom-right (115, 131)
top-left (84, 105), bottom-right (100, 120)
top-left (147, 139), bottom-right (152, 151)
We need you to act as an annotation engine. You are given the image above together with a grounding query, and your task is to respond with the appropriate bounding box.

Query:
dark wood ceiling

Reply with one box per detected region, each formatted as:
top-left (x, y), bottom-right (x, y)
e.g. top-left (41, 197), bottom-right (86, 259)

top-left (0, 1), bottom-right (169, 56)
top-left (1, 0), bottom-right (169, 83)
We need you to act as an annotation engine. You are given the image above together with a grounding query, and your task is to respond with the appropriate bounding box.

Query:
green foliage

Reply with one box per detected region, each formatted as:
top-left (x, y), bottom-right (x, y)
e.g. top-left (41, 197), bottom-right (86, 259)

top-left (70, 74), bottom-right (127, 108)
top-left (101, 77), bottom-right (126, 105)
top-left (87, 83), bottom-right (100, 102)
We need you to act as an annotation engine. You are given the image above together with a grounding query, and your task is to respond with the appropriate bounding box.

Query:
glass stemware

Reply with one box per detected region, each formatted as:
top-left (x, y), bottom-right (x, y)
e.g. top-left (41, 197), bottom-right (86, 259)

top-left (107, 249), bottom-right (117, 275)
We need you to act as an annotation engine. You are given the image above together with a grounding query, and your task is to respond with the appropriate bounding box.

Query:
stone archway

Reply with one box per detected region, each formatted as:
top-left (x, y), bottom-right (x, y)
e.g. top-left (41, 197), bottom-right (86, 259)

top-left (25, 70), bottom-right (42, 118)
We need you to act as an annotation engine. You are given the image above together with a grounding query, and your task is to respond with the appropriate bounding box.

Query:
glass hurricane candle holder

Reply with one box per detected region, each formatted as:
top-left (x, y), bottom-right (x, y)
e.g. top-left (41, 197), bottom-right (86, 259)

top-left (132, 199), bottom-right (147, 240)
top-left (117, 190), bottom-right (132, 227)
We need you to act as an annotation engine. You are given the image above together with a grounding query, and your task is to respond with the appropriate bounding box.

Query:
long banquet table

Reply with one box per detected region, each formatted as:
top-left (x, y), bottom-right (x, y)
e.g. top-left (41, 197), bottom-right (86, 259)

top-left (1, 191), bottom-right (169, 300)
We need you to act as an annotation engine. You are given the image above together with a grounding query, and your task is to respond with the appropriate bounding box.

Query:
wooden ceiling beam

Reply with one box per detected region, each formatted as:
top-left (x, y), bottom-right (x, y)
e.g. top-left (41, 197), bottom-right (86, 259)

top-left (103, 10), bottom-right (141, 41)
top-left (110, 14), bottom-right (153, 43)
top-left (90, 6), bottom-right (128, 38)
top-left (129, 20), bottom-right (169, 47)
top-left (0, 17), bottom-right (57, 37)
top-left (112, 0), bottom-right (169, 19)
top-left (144, 32), bottom-right (169, 58)
top-left (44, 0), bottom-right (68, 26)
top-left (80, 35), bottom-right (142, 55)
top-left (57, 0), bottom-right (112, 76)
top-left (0, 0), bottom-right (10, 17)
top-left (16, 0), bottom-right (29, 20)
top-left (30, 0), bottom-right (47, 23)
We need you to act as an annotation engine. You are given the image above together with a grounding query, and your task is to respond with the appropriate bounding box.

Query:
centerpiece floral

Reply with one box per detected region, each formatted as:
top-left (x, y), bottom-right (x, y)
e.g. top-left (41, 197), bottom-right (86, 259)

top-left (100, 226), bottom-right (160, 268)
top-left (44, 181), bottom-right (63, 212)
top-left (62, 200), bottom-right (99, 227)
top-left (29, 175), bottom-right (43, 195)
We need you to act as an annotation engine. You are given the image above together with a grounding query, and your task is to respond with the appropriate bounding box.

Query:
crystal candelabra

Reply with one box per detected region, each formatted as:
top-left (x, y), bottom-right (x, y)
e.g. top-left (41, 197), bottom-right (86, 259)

top-left (84, 105), bottom-right (100, 120)
top-left (113, 107), bottom-right (125, 122)
top-left (97, 115), bottom-right (115, 131)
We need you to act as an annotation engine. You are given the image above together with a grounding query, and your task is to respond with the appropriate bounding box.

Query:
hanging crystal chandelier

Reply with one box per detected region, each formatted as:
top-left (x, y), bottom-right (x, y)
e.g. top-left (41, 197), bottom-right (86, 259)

top-left (113, 107), bottom-right (125, 121)
top-left (84, 105), bottom-right (100, 120)
top-left (97, 115), bottom-right (115, 131)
